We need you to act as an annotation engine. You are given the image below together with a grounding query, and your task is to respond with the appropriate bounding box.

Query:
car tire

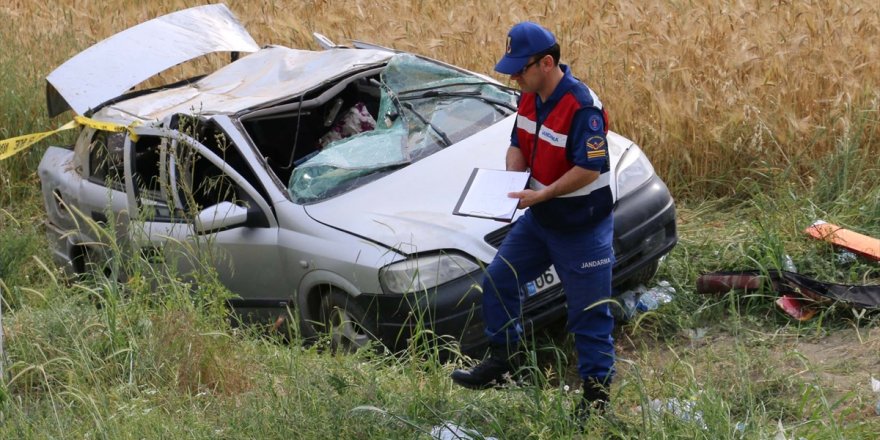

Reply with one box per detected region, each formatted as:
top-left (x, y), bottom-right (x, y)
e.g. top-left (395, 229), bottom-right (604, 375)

top-left (620, 258), bottom-right (659, 289)
top-left (311, 289), bottom-right (377, 353)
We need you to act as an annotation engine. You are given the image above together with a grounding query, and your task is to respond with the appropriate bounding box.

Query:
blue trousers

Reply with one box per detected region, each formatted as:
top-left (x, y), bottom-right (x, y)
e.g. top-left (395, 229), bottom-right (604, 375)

top-left (482, 209), bottom-right (615, 382)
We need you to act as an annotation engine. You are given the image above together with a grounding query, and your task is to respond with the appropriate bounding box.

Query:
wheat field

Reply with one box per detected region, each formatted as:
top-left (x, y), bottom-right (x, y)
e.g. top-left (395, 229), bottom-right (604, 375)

top-left (2, 0), bottom-right (879, 197)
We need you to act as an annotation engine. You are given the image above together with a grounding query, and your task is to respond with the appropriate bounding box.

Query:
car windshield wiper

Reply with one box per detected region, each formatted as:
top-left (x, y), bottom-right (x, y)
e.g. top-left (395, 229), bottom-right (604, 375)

top-left (398, 81), bottom-right (519, 95)
top-left (369, 78), bottom-right (451, 148)
top-left (399, 89), bottom-right (517, 113)
top-left (402, 102), bottom-right (452, 147)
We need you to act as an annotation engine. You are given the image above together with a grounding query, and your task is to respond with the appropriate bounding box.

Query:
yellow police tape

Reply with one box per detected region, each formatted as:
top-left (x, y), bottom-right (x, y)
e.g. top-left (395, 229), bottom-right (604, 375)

top-left (0, 116), bottom-right (139, 161)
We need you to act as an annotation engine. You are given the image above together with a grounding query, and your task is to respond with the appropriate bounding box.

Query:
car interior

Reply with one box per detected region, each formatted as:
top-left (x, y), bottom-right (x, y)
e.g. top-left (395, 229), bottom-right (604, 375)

top-left (239, 68), bottom-right (386, 184)
top-left (126, 120), bottom-right (265, 224)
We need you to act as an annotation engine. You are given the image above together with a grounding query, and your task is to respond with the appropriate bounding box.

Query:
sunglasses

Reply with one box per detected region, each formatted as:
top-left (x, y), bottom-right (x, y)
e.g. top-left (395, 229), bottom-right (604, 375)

top-left (515, 57), bottom-right (542, 76)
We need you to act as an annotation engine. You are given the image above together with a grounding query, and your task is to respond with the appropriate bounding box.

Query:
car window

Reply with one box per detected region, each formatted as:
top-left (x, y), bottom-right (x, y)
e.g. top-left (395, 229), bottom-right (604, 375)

top-left (87, 131), bottom-right (126, 190)
top-left (283, 54), bottom-right (517, 204)
top-left (130, 129), bottom-right (262, 225)
top-left (178, 118), bottom-right (270, 207)
top-left (130, 135), bottom-right (177, 221)
top-left (173, 142), bottom-right (243, 214)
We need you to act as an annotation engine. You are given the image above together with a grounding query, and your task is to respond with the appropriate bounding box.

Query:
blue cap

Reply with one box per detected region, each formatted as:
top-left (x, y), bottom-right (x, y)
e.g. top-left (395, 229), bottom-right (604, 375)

top-left (494, 22), bottom-right (557, 75)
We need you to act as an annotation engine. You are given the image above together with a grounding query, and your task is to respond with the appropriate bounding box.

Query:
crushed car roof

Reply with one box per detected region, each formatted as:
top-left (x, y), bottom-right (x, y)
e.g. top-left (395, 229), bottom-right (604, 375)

top-left (92, 46), bottom-right (394, 123)
top-left (46, 4), bottom-right (260, 118)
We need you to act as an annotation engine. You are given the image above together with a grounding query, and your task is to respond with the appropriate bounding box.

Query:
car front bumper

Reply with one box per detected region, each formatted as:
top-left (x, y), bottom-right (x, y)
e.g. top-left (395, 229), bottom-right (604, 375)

top-left (352, 274), bottom-right (568, 356)
top-left (352, 173), bottom-right (677, 355)
top-left (611, 173), bottom-right (678, 285)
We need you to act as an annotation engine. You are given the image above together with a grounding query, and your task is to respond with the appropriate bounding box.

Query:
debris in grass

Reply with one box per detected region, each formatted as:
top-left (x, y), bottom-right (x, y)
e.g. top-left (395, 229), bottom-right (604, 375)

top-left (696, 270), bottom-right (880, 317)
top-left (782, 254), bottom-right (797, 273)
top-left (804, 220), bottom-right (880, 262)
top-left (613, 288), bottom-right (641, 320)
top-left (639, 280), bottom-right (676, 311)
top-left (430, 422), bottom-right (497, 440)
top-left (775, 295), bottom-right (816, 321)
top-left (871, 376), bottom-right (880, 416)
top-left (836, 250), bottom-right (858, 265)
top-left (697, 221), bottom-right (880, 321)
top-left (644, 397), bottom-right (707, 429)
top-left (683, 327), bottom-right (708, 341)
top-left (613, 280), bottom-right (676, 320)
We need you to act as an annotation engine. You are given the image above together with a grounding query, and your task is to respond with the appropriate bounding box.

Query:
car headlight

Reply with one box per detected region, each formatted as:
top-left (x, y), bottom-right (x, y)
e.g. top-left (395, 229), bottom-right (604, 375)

top-left (616, 145), bottom-right (655, 198)
top-left (379, 253), bottom-right (480, 294)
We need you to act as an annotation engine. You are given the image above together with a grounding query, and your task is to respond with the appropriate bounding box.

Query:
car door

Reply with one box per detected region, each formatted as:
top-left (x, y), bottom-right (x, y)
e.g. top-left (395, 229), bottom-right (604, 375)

top-left (123, 125), bottom-right (290, 307)
top-left (38, 128), bottom-right (132, 275)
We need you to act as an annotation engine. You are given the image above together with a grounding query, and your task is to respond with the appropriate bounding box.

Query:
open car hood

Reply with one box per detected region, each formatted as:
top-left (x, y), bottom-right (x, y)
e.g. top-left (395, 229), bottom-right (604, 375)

top-left (45, 4), bottom-right (259, 117)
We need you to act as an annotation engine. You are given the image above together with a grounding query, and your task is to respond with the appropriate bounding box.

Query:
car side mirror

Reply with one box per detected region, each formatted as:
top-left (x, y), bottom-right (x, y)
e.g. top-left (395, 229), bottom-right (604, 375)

top-left (194, 201), bottom-right (248, 233)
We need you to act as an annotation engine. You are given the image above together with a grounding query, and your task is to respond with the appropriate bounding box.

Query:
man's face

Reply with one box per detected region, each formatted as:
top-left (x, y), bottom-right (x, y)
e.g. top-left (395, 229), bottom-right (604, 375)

top-left (510, 55), bottom-right (547, 93)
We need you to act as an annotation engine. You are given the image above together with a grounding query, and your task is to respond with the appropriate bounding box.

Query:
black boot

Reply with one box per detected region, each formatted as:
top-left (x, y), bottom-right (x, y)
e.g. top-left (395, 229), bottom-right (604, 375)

top-left (575, 378), bottom-right (610, 423)
top-left (450, 344), bottom-right (515, 389)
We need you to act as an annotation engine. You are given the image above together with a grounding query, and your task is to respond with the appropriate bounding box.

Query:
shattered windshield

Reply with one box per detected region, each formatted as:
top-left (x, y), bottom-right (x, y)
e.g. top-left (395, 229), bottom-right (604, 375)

top-left (288, 54), bottom-right (517, 203)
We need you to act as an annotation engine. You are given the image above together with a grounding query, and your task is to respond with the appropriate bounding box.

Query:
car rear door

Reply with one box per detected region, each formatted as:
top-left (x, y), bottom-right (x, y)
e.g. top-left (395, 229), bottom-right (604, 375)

top-left (124, 125), bottom-right (290, 305)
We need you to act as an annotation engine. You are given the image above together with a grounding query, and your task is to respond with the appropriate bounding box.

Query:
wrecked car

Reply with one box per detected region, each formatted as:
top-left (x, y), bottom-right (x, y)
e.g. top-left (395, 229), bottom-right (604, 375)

top-left (38, 5), bottom-right (677, 353)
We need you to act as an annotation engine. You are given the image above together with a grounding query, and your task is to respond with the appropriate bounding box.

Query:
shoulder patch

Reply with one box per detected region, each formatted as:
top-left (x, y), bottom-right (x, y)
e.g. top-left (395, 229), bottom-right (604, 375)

top-left (586, 135), bottom-right (605, 151)
top-left (586, 135), bottom-right (606, 159)
top-left (588, 114), bottom-right (603, 131)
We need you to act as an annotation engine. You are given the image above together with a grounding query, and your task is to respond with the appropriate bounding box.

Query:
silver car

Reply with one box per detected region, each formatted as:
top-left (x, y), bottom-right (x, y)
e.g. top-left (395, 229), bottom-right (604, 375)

top-left (38, 5), bottom-right (676, 353)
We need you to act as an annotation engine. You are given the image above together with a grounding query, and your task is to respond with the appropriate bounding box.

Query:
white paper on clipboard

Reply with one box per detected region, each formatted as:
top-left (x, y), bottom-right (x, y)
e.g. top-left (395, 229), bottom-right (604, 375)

top-left (453, 168), bottom-right (530, 222)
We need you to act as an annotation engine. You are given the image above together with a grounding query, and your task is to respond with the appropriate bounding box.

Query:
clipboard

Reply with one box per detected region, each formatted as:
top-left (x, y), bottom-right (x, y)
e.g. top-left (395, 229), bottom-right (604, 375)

top-left (453, 168), bottom-right (531, 222)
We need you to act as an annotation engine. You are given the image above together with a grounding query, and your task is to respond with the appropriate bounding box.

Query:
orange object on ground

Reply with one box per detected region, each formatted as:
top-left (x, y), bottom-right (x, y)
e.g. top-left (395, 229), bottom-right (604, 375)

top-left (804, 221), bottom-right (880, 262)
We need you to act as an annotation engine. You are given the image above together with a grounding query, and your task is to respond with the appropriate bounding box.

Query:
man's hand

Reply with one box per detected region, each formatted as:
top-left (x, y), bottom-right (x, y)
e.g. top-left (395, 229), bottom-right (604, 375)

top-left (508, 188), bottom-right (549, 209)
top-left (510, 166), bottom-right (600, 209)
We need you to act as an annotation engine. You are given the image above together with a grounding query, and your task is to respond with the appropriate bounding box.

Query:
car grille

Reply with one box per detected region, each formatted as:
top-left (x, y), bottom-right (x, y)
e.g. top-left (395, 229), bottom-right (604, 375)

top-left (483, 225), bottom-right (566, 309)
top-left (484, 225), bottom-right (513, 249)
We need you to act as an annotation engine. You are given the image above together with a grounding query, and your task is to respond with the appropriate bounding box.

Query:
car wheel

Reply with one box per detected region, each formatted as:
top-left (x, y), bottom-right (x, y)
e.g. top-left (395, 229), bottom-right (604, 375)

top-left (620, 258), bottom-right (659, 289)
top-left (316, 290), bottom-right (376, 353)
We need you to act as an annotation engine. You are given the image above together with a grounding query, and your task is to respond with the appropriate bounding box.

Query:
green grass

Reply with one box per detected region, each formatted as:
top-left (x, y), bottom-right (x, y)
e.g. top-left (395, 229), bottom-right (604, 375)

top-left (1, 141), bottom-right (878, 439)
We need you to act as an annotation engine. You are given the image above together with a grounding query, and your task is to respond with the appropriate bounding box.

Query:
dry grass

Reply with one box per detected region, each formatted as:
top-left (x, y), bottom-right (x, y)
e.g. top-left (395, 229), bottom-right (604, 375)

top-left (2, 0), bottom-right (879, 198)
top-left (150, 310), bottom-right (253, 395)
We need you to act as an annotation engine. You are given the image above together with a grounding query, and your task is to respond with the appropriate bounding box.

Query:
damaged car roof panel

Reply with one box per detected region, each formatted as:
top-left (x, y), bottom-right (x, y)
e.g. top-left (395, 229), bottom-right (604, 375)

top-left (93, 46), bottom-right (395, 123)
top-left (45, 4), bottom-right (260, 117)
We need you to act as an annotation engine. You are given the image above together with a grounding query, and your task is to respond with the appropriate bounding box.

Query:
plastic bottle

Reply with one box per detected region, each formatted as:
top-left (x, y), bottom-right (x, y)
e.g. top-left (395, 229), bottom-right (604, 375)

top-left (637, 280), bottom-right (675, 311)
top-left (783, 254), bottom-right (797, 273)
top-left (615, 288), bottom-right (644, 319)
top-left (637, 292), bottom-right (657, 312)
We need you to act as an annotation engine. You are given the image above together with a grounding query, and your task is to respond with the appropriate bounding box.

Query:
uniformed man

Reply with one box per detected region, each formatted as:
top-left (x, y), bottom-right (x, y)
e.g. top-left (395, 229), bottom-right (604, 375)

top-left (450, 21), bottom-right (616, 420)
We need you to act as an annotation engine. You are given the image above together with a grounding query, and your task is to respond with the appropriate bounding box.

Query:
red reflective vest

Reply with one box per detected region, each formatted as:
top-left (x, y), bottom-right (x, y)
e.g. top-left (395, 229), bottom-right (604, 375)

top-left (516, 92), bottom-right (609, 186)
top-left (514, 81), bottom-right (613, 229)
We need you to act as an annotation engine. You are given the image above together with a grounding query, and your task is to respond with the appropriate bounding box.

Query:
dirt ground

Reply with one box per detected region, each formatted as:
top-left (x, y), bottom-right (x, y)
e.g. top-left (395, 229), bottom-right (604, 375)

top-left (611, 322), bottom-right (880, 422)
